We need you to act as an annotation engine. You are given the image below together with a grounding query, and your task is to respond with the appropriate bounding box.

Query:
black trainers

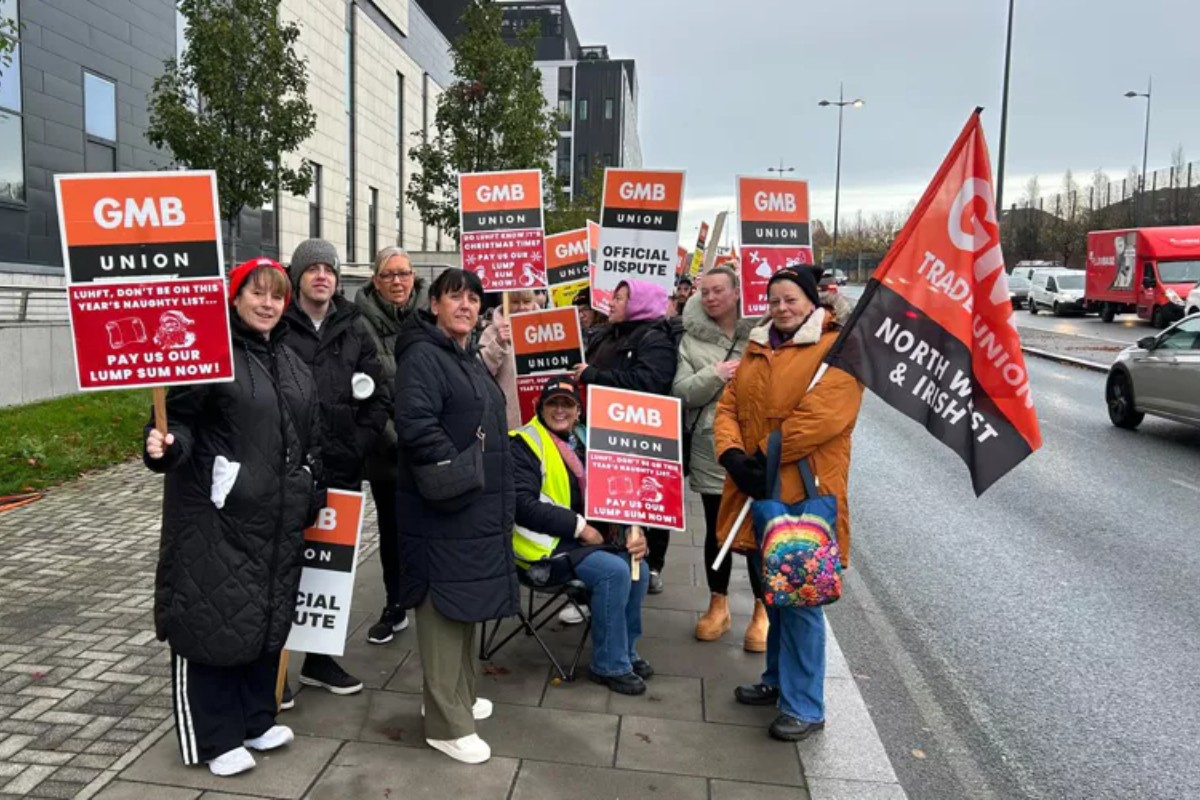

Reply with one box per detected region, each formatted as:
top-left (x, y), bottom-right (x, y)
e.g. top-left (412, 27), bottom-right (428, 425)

top-left (648, 570), bottom-right (664, 595)
top-left (589, 670), bottom-right (646, 695)
top-left (367, 606), bottom-right (409, 645)
top-left (299, 654), bottom-right (363, 695)
top-left (734, 683), bottom-right (779, 706)
top-left (279, 682), bottom-right (294, 711)
top-left (769, 713), bottom-right (825, 742)
top-left (631, 659), bottom-right (654, 680)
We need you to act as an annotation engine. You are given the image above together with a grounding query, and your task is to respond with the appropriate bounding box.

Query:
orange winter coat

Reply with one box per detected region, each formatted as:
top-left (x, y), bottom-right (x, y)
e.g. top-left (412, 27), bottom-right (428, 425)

top-left (712, 306), bottom-right (864, 567)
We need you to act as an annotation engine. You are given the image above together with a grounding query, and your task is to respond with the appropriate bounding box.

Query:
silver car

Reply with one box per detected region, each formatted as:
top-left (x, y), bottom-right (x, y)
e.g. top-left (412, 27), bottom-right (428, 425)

top-left (1106, 313), bottom-right (1200, 429)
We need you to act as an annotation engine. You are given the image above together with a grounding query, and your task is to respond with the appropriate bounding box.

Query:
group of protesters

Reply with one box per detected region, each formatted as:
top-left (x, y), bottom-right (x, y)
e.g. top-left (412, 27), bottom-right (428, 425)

top-left (143, 238), bottom-right (864, 775)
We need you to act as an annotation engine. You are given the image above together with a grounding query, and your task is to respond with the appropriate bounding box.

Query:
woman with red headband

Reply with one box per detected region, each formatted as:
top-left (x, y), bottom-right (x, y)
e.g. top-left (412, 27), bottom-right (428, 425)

top-left (143, 258), bottom-right (326, 777)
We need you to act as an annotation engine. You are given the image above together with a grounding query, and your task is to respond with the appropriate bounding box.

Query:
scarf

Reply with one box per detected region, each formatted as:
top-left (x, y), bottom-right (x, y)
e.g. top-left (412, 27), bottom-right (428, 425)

top-left (552, 433), bottom-right (586, 499)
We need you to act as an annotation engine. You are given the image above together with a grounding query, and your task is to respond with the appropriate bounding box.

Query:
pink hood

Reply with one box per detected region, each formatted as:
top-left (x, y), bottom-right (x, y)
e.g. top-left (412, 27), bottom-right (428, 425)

top-left (618, 279), bottom-right (669, 321)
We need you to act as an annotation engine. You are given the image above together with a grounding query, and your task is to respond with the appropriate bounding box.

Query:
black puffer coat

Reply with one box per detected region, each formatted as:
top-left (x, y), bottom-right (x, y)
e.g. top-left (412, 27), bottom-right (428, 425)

top-left (392, 310), bottom-right (519, 622)
top-left (581, 317), bottom-right (680, 395)
top-left (144, 314), bottom-right (325, 666)
top-left (281, 295), bottom-right (388, 490)
top-left (355, 279), bottom-right (429, 483)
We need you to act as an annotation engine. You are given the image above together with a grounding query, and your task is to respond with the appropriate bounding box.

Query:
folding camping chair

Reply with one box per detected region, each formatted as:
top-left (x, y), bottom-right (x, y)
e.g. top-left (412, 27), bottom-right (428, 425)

top-left (479, 553), bottom-right (592, 682)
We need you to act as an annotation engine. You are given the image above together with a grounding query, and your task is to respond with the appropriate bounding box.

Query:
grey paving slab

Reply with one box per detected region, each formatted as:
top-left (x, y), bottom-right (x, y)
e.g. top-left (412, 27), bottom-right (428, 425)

top-left (806, 778), bottom-right (908, 800)
top-left (356, 690), bottom-right (425, 749)
top-left (119, 732), bottom-right (341, 799)
top-left (796, 677), bottom-right (899, 785)
top-left (658, 558), bottom-right (698, 586)
top-left (476, 702), bottom-right (619, 767)
top-left (92, 781), bottom-right (201, 800)
top-left (638, 608), bottom-right (701, 642)
top-left (306, 742), bottom-right (518, 800)
top-left (510, 760), bottom-right (708, 800)
top-left (702, 677), bottom-right (781, 728)
top-left (200, 793), bottom-right (277, 800)
top-left (617, 715), bottom-right (804, 786)
top-left (384, 638), bottom-right (557, 707)
top-left (279, 685), bottom-right (373, 742)
top-left (643, 583), bottom-right (757, 615)
top-left (541, 673), bottom-right (704, 721)
top-left (712, 778), bottom-right (812, 799)
top-left (635, 635), bottom-right (764, 681)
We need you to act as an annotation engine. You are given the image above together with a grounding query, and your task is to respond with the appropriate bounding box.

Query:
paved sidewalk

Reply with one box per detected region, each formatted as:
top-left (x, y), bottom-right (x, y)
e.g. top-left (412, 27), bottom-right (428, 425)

top-left (0, 463), bottom-right (905, 800)
top-left (1017, 326), bottom-right (1125, 371)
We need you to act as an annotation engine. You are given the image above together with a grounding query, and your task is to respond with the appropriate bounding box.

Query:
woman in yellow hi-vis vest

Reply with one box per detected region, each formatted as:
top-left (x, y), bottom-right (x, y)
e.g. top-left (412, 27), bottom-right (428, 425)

top-left (511, 377), bottom-right (652, 696)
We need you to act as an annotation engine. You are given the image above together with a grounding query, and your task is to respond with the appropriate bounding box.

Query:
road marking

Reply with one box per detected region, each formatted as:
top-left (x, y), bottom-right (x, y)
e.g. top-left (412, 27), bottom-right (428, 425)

top-left (1169, 478), bottom-right (1200, 493)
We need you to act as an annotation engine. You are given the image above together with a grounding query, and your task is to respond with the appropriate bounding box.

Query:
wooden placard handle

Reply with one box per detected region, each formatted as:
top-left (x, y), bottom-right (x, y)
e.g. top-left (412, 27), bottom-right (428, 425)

top-left (629, 525), bottom-right (643, 581)
top-left (275, 650), bottom-right (290, 711)
top-left (153, 387), bottom-right (168, 436)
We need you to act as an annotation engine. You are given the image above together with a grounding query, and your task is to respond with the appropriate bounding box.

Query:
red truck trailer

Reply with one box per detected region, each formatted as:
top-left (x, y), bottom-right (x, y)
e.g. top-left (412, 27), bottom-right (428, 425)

top-left (1085, 226), bottom-right (1200, 327)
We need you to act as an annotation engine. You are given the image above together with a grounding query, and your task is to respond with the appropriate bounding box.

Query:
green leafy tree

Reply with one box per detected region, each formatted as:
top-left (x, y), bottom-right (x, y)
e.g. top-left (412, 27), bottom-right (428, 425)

top-left (147, 0), bottom-right (316, 261)
top-left (407, 1), bottom-right (558, 241)
top-left (0, 16), bottom-right (18, 71)
top-left (545, 161), bottom-right (604, 235)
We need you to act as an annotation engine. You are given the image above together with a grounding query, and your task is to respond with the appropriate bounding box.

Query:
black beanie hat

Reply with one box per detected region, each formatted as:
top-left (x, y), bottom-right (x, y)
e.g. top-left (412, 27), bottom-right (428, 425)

top-left (537, 376), bottom-right (582, 410)
top-left (767, 266), bottom-right (821, 307)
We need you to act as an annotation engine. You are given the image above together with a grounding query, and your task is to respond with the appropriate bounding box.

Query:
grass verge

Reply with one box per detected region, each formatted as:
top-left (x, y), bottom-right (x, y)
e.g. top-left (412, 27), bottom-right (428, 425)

top-left (0, 390), bottom-right (151, 497)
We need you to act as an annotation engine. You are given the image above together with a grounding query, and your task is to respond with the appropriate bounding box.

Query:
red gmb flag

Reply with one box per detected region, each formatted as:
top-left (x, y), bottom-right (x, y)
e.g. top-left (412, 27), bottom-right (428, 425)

top-left (825, 109), bottom-right (1041, 495)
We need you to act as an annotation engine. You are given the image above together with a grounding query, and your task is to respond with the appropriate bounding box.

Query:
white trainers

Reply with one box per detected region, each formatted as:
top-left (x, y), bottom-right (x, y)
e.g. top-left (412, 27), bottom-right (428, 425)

top-left (244, 724), bottom-right (294, 752)
top-left (558, 604), bottom-right (589, 625)
top-left (426, 733), bottom-right (491, 764)
top-left (207, 746), bottom-right (256, 776)
top-left (421, 697), bottom-right (493, 721)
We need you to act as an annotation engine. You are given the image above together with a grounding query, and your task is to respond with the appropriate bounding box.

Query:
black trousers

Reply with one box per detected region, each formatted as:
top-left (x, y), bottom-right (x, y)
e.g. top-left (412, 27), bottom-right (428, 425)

top-left (171, 648), bottom-right (280, 764)
top-left (701, 493), bottom-right (763, 599)
top-left (645, 527), bottom-right (669, 573)
top-left (370, 478), bottom-right (400, 608)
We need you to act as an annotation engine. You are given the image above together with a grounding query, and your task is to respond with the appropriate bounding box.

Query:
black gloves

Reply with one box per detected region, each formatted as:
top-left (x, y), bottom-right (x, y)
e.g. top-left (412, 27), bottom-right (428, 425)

top-left (719, 448), bottom-right (769, 500)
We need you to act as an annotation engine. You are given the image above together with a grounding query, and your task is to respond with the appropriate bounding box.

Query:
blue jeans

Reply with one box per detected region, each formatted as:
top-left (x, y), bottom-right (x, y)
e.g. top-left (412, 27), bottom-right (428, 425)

top-left (761, 604), bottom-right (827, 723)
top-left (572, 549), bottom-right (648, 677)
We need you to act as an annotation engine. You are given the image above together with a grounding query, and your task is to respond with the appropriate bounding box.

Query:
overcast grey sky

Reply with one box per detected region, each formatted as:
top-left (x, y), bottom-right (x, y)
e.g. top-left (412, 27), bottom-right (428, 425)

top-left (567, 0), bottom-right (1200, 243)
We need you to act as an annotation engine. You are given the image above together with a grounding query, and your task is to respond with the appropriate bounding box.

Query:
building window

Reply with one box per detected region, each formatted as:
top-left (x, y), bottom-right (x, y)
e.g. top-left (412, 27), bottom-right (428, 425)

top-left (397, 72), bottom-right (405, 245)
top-left (84, 72), bottom-right (117, 142)
top-left (604, 97), bottom-right (614, 119)
top-left (308, 163), bottom-right (322, 239)
top-left (578, 99), bottom-right (588, 121)
top-left (262, 194), bottom-right (277, 247)
top-left (577, 153), bottom-right (588, 181)
top-left (344, 24), bottom-right (355, 262)
top-left (557, 66), bottom-right (572, 131)
top-left (422, 72), bottom-right (429, 251)
top-left (556, 138), bottom-right (571, 182)
top-left (603, 153), bottom-right (613, 167)
top-left (0, 0), bottom-right (23, 204)
top-left (368, 187), bottom-right (378, 257)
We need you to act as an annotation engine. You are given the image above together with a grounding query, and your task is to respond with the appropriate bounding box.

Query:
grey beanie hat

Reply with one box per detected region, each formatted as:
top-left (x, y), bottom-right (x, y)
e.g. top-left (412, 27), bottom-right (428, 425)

top-left (288, 238), bottom-right (340, 291)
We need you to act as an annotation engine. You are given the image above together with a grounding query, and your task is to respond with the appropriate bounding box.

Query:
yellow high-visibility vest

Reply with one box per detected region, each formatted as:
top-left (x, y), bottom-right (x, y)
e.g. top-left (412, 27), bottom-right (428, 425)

top-left (511, 418), bottom-right (573, 565)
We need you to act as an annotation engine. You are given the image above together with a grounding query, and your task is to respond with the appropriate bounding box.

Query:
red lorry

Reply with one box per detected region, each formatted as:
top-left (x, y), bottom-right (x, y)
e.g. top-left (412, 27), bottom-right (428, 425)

top-left (1084, 226), bottom-right (1200, 327)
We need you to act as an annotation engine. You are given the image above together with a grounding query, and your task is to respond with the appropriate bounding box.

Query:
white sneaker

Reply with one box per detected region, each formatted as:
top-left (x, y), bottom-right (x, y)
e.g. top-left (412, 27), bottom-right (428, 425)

top-left (207, 746), bottom-right (256, 776)
top-left (421, 697), bottom-right (493, 721)
top-left (558, 604), bottom-right (589, 625)
top-left (244, 724), bottom-right (294, 751)
top-left (426, 733), bottom-right (491, 764)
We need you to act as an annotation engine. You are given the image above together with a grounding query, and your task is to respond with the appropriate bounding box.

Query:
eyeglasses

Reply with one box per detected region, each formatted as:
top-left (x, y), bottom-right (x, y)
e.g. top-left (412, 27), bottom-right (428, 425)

top-left (376, 270), bottom-right (414, 282)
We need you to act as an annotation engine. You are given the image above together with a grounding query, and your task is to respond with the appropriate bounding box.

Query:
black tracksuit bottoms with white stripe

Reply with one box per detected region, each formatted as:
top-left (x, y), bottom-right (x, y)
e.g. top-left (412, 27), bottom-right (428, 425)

top-left (171, 648), bottom-right (281, 764)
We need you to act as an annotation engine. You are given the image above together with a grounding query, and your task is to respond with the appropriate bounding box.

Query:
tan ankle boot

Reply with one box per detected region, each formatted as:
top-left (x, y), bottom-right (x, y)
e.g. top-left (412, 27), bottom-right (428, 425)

top-left (743, 600), bottom-right (769, 653)
top-left (695, 593), bottom-right (732, 641)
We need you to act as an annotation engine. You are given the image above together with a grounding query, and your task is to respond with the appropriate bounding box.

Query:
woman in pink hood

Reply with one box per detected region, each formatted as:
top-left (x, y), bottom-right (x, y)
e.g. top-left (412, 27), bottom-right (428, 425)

top-left (572, 278), bottom-right (681, 594)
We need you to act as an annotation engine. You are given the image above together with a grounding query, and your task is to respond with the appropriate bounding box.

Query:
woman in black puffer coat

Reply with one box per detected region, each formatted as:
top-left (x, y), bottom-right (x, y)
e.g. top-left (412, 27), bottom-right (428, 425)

top-left (392, 268), bottom-right (517, 765)
top-left (144, 258), bottom-right (324, 777)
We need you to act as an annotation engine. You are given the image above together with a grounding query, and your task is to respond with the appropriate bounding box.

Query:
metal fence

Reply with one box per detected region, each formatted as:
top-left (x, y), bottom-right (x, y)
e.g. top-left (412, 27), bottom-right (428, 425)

top-left (1033, 160), bottom-right (1200, 221)
top-left (0, 285), bottom-right (69, 324)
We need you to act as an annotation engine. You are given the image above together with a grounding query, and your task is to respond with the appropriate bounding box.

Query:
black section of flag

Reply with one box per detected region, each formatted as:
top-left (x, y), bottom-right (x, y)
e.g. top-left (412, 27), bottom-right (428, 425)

top-left (301, 541), bottom-right (356, 572)
top-left (824, 281), bottom-right (1032, 495)
top-left (601, 208), bottom-right (680, 232)
top-left (516, 350), bottom-right (577, 375)
top-left (549, 260), bottom-right (588, 284)
top-left (67, 241), bottom-right (222, 283)
top-left (462, 209), bottom-right (543, 233)
top-left (591, 426), bottom-right (680, 462)
top-left (740, 222), bottom-right (811, 247)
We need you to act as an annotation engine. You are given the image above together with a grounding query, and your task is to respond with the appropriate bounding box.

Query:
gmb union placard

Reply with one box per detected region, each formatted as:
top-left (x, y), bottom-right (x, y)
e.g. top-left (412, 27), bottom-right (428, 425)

top-left (545, 228), bottom-right (589, 308)
top-left (597, 169), bottom-right (686, 296)
top-left (585, 385), bottom-right (685, 531)
top-left (737, 176), bottom-right (814, 317)
top-left (510, 306), bottom-right (584, 425)
top-left (54, 170), bottom-right (234, 391)
top-left (459, 169), bottom-right (547, 292)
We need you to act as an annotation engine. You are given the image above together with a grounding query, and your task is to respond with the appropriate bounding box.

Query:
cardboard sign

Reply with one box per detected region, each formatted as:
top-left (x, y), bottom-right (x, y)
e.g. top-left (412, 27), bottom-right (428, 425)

top-left (587, 220), bottom-right (611, 314)
top-left (585, 386), bottom-right (685, 531)
top-left (675, 245), bottom-right (688, 278)
top-left (54, 171), bottom-right (234, 391)
top-left (688, 221), bottom-right (709, 277)
top-left (285, 489), bottom-right (365, 657)
top-left (597, 169), bottom-right (686, 295)
top-left (546, 228), bottom-right (589, 308)
top-left (511, 307), bottom-right (584, 426)
top-left (459, 169), bottom-right (547, 291)
top-left (737, 177), bottom-right (814, 316)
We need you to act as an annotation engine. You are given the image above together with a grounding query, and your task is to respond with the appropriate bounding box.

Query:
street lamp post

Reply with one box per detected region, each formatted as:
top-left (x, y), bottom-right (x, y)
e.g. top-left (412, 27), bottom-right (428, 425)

top-left (1124, 77), bottom-right (1152, 225)
top-left (768, 160), bottom-right (794, 176)
top-left (818, 84), bottom-right (864, 262)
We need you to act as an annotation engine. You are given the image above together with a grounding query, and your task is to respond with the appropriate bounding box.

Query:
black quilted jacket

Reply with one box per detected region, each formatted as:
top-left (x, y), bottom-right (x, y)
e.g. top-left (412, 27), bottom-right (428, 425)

top-left (144, 313), bottom-right (325, 666)
top-left (392, 310), bottom-right (519, 623)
